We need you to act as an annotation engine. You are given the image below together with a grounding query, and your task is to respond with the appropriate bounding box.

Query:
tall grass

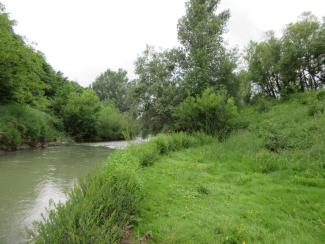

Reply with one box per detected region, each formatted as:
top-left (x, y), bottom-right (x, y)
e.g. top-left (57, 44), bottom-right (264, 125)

top-left (29, 132), bottom-right (214, 243)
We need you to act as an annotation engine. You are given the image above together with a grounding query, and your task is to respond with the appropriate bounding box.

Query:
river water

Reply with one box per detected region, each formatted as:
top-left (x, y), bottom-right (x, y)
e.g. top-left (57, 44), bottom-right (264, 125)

top-left (0, 144), bottom-right (115, 244)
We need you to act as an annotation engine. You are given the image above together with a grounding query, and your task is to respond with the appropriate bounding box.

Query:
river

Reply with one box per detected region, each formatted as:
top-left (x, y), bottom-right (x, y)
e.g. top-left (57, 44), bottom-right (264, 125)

top-left (0, 144), bottom-right (117, 244)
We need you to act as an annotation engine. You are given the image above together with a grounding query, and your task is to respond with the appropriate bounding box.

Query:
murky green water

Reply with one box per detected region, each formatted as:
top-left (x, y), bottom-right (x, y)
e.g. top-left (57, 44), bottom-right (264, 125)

top-left (0, 145), bottom-right (112, 244)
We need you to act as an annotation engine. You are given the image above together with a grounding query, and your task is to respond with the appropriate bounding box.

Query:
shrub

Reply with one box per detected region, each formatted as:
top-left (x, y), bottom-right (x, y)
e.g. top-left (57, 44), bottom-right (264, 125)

top-left (0, 104), bottom-right (60, 150)
top-left (264, 130), bottom-right (289, 152)
top-left (62, 89), bottom-right (101, 141)
top-left (174, 89), bottom-right (238, 139)
top-left (308, 102), bottom-right (324, 116)
top-left (133, 143), bottom-right (159, 167)
top-left (316, 90), bottom-right (325, 101)
top-left (152, 134), bottom-right (170, 154)
top-left (96, 102), bottom-right (127, 141)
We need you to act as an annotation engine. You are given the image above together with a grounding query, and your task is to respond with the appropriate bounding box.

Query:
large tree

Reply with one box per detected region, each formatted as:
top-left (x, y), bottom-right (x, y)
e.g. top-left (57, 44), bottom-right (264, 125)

top-left (177, 0), bottom-right (237, 97)
top-left (92, 69), bottom-right (129, 112)
top-left (133, 46), bottom-right (185, 134)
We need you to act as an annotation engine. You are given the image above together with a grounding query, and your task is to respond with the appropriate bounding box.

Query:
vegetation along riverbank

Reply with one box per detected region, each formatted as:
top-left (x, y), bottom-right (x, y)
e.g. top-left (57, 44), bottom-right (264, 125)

top-left (1, 0), bottom-right (324, 242)
top-left (30, 92), bottom-right (325, 243)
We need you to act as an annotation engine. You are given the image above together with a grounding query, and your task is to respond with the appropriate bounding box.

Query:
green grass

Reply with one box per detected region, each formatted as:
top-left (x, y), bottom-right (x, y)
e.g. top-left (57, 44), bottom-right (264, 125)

top-left (134, 91), bottom-right (325, 243)
top-left (30, 91), bottom-right (325, 243)
top-left (29, 132), bottom-right (213, 243)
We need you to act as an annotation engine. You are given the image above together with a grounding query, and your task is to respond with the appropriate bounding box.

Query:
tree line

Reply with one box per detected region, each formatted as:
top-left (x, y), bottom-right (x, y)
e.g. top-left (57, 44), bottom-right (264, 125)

top-left (1, 0), bottom-right (325, 149)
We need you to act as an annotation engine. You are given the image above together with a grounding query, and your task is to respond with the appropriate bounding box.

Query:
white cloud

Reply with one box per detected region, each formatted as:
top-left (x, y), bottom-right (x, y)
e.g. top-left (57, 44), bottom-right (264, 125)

top-left (2, 0), bottom-right (324, 86)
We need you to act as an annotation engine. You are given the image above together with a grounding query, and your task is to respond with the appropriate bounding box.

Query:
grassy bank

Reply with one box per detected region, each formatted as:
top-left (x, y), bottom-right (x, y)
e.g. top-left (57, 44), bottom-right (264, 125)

top-left (134, 92), bottom-right (325, 243)
top-left (30, 91), bottom-right (325, 243)
top-left (29, 133), bottom-right (213, 243)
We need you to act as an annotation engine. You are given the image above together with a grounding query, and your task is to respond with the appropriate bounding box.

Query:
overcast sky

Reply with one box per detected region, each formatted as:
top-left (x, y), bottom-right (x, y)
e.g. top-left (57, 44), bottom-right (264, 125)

top-left (2, 0), bottom-right (324, 86)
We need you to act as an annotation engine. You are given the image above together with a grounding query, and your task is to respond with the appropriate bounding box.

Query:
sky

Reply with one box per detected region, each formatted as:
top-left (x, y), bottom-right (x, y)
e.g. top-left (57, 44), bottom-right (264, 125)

top-left (2, 0), bottom-right (324, 86)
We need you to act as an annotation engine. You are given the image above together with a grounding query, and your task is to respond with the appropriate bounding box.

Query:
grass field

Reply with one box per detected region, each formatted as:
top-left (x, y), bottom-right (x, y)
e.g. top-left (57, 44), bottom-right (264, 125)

top-left (134, 93), bottom-right (325, 243)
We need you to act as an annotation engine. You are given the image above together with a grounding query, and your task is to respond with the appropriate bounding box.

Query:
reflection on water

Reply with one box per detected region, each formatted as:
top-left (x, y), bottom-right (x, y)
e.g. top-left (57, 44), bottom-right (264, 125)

top-left (0, 145), bottom-right (112, 244)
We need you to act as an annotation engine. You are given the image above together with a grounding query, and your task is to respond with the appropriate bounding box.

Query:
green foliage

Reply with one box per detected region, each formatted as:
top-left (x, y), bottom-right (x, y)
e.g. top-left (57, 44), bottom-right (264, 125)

top-left (0, 104), bottom-right (60, 150)
top-left (264, 129), bottom-right (289, 152)
top-left (30, 164), bottom-right (143, 243)
top-left (29, 133), bottom-right (213, 242)
top-left (97, 102), bottom-right (139, 141)
top-left (247, 13), bottom-right (325, 98)
top-left (177, 0), bottom-right (237, 97)
top-left (62, 89), bottom-right (101, 141)
top-left (133, 47), bottom-right (185, 134)
top-left (254, 97), bottom-right (271, 113)
top-left (135, 91), bottom-right (325, 243)
top-left (92, 69), bottom-right (129, 112)
top-left (317, 89), bottom-right (325, 101)
top-left (0, 5), bottom-right (63, 108)
top-left (308, 101), bottom-right (324, 116)
top-left (174, 89), bottom-right (238, 138)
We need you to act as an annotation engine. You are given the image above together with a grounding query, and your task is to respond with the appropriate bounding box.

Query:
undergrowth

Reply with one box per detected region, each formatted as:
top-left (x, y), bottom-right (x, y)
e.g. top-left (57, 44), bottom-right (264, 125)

top-left (0, 104), bottom-right (62, 150)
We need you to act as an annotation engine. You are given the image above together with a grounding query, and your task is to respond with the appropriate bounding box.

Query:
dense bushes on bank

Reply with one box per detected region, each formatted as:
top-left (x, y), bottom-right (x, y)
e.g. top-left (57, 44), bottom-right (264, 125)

top-left (29, 133), bottom-right (213, 243)
top-left (0, 104), bottom-right (62, 151)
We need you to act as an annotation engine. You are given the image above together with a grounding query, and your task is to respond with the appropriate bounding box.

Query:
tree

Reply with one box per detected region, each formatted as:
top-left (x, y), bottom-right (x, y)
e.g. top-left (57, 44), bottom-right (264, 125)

top-left (177, 0), bottom-right (237, 97)
top-left (280, 12), bottom-right (324, 92)
top-left (246, 32), bottom-right (282, 98)
top-left (246, 13), bottom-right (325, 98)
top-left (0, 5), bottom-right (47, 105)
top-left (133, 47), bottom-right (185, 134)
top-left (92, 69), bottom-right (129, 112)
top-left (62, 89), bottom-right (101, 141)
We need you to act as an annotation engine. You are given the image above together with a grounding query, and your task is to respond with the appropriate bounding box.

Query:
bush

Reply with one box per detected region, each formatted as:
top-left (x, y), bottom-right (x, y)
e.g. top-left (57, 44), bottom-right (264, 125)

top-left (61, 90), bottom-right (140, 142)
top-left (174, 89), bottom-right (238, 139)
top-left (264, 130), bottom-right (289, 152)
top-left (133, 143), bottom-right (159, 167)
top-left (317, 90), bottom-right (325, 101)
top-left (62, 89), bottom-right (101, 141)
top-left (0, 104), bottom-right (60, 150)
top-left (97, 102), bottom-right (140, 141)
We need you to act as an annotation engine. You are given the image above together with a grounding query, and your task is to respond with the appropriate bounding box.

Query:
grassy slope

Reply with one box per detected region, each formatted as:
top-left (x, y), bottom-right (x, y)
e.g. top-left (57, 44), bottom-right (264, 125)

top-left (135, 93), bottom-right (325, 243)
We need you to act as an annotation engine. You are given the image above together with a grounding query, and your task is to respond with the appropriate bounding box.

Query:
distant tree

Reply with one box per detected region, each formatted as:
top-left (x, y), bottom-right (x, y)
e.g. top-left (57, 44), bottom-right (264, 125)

top-left (247, 13), bottom-right (325, 98)
top-left (92, 69), bottom-right (129, 112)
top-left (51, 81), bottom-right (83, 117)
top-left (62, 89), bottom-right (101, 141)
top-left (177, 0), bottom-right (238, 97)
top-left (280, 12), bottom-right (325, 92)
top-left (133, 46), bottom-right (185, 134)
top-left (246, 32), bottom-right (282, 98)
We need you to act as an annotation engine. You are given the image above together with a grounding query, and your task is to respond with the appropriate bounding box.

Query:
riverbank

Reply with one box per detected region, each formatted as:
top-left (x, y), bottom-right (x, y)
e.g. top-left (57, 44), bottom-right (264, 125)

top-left (29, 133), bottom-right (214, 243)
top-left (30, 92), bottom-right (325, 243)
top-left (0, 144), bottom-right (112, 243)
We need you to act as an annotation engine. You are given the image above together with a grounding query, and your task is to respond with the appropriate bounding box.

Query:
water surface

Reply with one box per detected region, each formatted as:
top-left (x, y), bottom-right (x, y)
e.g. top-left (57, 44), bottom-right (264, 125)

top-left (0, 145), bottom-right (112, 243)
